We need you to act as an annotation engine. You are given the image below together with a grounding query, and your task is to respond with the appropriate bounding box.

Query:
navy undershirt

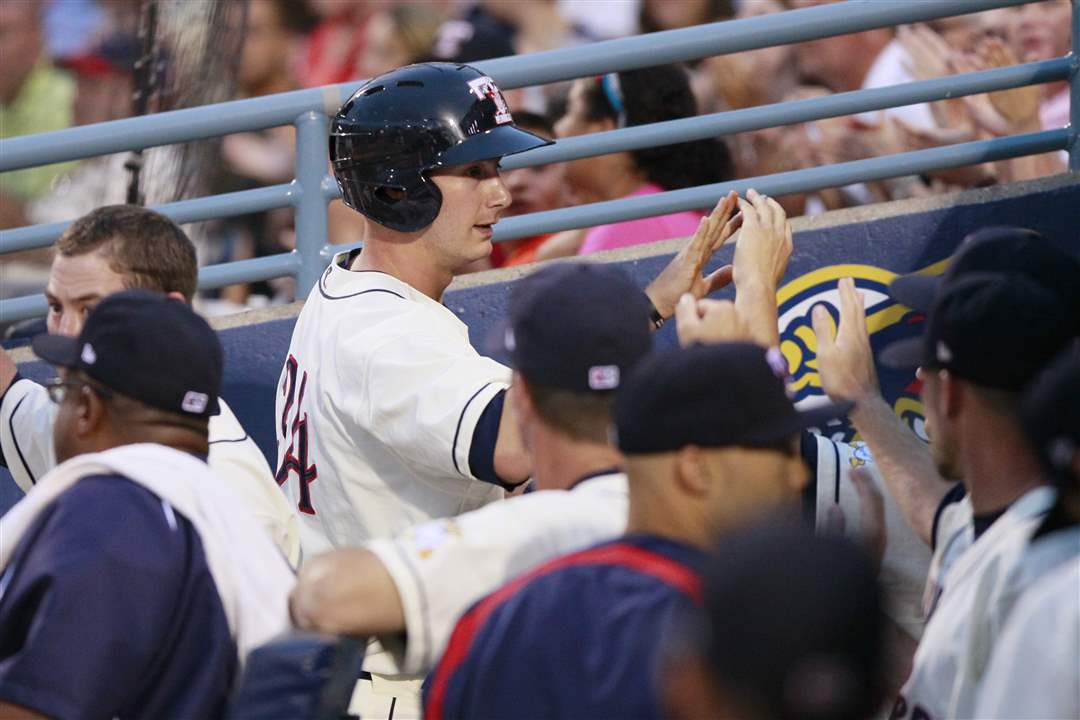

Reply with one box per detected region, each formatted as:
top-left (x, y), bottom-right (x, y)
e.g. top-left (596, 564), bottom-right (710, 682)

top-left (469, 389), bottom-right (528, 490)
top-left (0, 474), bottom-right (235, 719)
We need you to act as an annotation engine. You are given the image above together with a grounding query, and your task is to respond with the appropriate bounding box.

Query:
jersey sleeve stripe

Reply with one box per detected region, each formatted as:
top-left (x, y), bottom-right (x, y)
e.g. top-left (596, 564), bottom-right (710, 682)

top-left (425, 542), bottom-right (702, 720)
top-left (6, 395), bottom-right (35, 485)
top-left (450, 382), bottom-right (494, 477)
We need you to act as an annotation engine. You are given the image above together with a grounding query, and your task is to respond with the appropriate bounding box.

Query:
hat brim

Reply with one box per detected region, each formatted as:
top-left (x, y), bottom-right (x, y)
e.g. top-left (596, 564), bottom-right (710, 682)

top-left (31, 333), bottom-right (80, 368)
top-left (439, 124), bottom-right (553, 167)
top-left (888, 274), bottom-right (939, 313)
top-left (880, 336), bottom-right (925, 371)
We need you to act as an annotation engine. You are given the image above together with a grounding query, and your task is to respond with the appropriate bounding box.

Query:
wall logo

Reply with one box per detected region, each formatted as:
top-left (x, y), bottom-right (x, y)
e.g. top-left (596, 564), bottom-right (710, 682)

top-left (776, 261), bottom-right (946, 444)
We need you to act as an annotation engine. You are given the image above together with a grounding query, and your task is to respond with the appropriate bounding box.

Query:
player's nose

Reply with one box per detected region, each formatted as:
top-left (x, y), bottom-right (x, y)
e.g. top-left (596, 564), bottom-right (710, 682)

top-left (486, 173), bottom-right (512, 211)
top-left (57, 312), bottom-right (83, 338)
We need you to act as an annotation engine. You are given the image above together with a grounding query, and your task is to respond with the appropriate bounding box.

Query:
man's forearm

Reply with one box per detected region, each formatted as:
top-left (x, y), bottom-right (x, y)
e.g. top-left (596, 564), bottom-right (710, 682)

top-left (850, 395), bottom-right (953, 546)
top-left (734, 279), bottom-right (780, 348)
top-left (291, 549), bottom-right (406, 636)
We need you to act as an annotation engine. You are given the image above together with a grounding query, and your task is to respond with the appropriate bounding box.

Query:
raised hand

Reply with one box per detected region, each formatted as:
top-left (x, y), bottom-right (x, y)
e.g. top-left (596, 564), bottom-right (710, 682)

top-left (811, 277), bottom-right (880, 403)
top-left (675, 295), bottom-right (751, 347)
top-left (733, 187), bottom-right (793, 290)
top-left (644, 190), bottom-right (741, 320)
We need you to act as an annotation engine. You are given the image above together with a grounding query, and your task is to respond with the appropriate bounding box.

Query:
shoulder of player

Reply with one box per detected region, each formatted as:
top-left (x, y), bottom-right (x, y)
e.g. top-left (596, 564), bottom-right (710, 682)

top-left (28, 474), bottom-right (194, 572)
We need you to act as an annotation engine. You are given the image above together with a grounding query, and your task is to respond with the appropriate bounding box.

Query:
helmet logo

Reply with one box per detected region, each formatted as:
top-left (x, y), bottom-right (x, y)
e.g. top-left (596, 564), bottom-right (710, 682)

top-left (467, 76), bottom-right (513, 126)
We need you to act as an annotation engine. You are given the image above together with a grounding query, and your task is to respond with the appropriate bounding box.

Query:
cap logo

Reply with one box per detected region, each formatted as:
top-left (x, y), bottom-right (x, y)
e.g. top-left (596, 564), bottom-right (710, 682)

top-left (936, 341), bottom-right (953, 364)
top-left (765, 347), bottom-right (789, 380)
top-left (81, 343), bottom-right (97, 365)
top-left (588, 365), bottom-right (620, 390)
top-left (466, 76), bottom-right (513, 126)
top-left (181, 391), bottom-right (209, 414)
top-left (504, 327), bottom-right (516, 352)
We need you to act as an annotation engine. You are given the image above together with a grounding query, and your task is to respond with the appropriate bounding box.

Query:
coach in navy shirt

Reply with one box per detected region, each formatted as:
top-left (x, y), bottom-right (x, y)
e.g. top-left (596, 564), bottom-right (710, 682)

top-left (426, 342), bottom-right (851, 720)
top-left (0, 291), bottom-right (292, 719)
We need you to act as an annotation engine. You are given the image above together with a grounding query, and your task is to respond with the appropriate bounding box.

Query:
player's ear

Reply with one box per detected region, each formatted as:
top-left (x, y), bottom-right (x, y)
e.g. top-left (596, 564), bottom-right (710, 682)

top-left (940, 370), bottom-right (963, 419)
top-left (510, 372), bottom-right (536, 419)
top-left (76, 384), bottom-right (107, 437)
top-left (675, 445), bottom-right (712, 497)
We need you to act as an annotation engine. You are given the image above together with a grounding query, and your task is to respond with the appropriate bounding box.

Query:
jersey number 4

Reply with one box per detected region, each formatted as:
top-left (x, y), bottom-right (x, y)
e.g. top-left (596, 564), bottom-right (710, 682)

top-left (276, 355), bottom-right (318, 514)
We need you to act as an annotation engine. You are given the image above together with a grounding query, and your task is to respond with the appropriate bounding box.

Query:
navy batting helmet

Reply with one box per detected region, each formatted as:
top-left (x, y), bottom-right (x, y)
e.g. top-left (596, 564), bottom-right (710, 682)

top-left (330, 63), bottom-right (551, 233)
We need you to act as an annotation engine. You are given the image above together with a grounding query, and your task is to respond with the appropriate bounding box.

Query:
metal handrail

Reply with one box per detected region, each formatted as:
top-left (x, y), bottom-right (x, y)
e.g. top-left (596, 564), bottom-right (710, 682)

top-left (1, 0), bottom-right (1074, 325)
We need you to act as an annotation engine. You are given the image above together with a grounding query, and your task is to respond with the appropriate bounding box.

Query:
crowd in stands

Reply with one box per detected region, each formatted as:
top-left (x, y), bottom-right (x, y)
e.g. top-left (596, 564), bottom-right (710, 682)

top-left (0, 2), bottom-right (1077, 719)
top-left (0, 0), bottom-right (1073, 309)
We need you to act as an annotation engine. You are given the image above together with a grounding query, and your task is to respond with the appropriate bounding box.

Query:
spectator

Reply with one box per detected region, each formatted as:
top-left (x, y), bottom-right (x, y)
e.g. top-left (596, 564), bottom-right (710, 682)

top-left (426, 342), bottom-right (852, 720)
top-left (664, 523), bottom-right (887, 720)
top-left (300, 0), bottom-right (385, 88)
top-left (210, 0), bottom-right (315, 307)
top-left (0, 0), bottom-right (76, 230)
top-left (0, 291), bottom-right (293, 718)
top-left (358, 4), bottom-right (444, 80)
top-left (544, 65), bottom-right (733, 258)
top-left (487, 112), bottom-right (570, 269)
top-left (638, 0), bottom-right (734, 34)
top-left (25, 33), bottom-right (139, 228)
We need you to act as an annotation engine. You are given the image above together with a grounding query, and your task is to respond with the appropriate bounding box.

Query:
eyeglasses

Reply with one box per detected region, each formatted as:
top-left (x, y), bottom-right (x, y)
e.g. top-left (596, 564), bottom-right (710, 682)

top-left (45, 378), bottom-right (114, 404)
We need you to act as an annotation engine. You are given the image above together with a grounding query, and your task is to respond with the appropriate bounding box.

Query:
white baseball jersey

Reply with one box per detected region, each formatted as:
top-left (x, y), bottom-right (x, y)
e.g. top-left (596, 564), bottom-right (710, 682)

top-left (893, 485), bottom-right (1059, 720)
top-left (0, 376), bottom-right (301, 566)
top-left (812, 435), bottom-right (931, 640)
top-left (368, 471), bottom-right (628, 675)
top-left (975, 530), bottom-right (1080, 719)
top-left (276, 251), bottom-right (508, 557)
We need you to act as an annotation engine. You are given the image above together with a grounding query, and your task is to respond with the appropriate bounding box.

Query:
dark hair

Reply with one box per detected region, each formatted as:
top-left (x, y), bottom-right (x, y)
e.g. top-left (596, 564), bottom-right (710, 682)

top-left (56, 205), bottom-right (198, 301)
top-left (581, 65), bottom-right (733, 190)
top-left (525, 382), bottom-right (616, 444)
top-left (510, 110), bottom-right (555, 139)
top-left (638, 0), bottom-right (735, 34)
top-left (265, 0), bottom-right (318, 34)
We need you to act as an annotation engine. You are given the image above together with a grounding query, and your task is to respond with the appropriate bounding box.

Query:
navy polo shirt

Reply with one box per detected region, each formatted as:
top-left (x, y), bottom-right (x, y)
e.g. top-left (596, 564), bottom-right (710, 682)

top-left (426, 533), bottom-right (704, 720)
top-left (0, 474), bottom-right (235, 719)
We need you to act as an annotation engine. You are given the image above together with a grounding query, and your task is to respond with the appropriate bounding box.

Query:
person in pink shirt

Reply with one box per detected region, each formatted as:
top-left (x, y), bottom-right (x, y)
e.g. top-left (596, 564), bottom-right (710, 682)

top-left (549, 65), bottom-right (733, 257)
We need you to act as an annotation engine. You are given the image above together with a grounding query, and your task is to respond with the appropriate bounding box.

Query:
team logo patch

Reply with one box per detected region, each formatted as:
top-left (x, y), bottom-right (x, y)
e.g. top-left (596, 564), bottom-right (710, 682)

top-left (181, 391), bottom-right (209, 414)
top-left (777, 262), bottom-right (945, 443)
top-left (466, 76), bottom-right (513, 126)
top-left (411, 519), bottom-right (462, 560)
top-left (588, 365), bottom-right (620, 390)
top-left (80, 343), bottom-right (97, 365)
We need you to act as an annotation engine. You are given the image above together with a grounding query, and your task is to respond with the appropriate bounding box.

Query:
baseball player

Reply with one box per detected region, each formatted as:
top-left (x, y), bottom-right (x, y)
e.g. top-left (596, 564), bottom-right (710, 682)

top-left (0, 291), bottom-right (293, 718)
top-left (878, 269), bottom-right (1078, 719)
top-left (291, 261), bottom-right (651, 714)
top-left (0, 205), bottom-right (300, 565)
top-left (425, 342), bottom-right (852, 720)
top-left (663, 522), bottom-right (887, 720)
top-left (973, 344), bottom-right (1080, 718)
top-left (276, 61), bottom-right (734, 556)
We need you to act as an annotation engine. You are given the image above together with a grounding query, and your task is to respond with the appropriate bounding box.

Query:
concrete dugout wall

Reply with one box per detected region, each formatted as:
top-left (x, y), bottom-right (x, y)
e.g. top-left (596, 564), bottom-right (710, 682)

top-left (4, 176), bottom-right (1078, 513)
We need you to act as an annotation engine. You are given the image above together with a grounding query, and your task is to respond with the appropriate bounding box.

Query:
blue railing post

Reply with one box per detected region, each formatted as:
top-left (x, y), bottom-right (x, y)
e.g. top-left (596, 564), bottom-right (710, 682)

top-left (1070, 0), bottom-right (1080, 170)
top-left (294, 111), bottom-right (331, 297)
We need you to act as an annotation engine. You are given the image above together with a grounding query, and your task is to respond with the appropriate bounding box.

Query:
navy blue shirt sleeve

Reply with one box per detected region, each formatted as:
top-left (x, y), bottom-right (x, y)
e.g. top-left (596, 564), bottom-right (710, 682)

top-left (0, 474), bottom-right (233, 720)
top-left (468, 390), bottom-right (525, 490)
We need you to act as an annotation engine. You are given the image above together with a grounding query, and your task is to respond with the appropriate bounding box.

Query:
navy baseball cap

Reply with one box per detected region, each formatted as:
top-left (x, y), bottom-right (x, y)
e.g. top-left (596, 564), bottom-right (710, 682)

top-left (614, 343), bottom-right (852, 454)
top-left (1022, 342), bottom-right (1080, 484)
top-left (889, 227), bottom-right (1080, 314)
top-left (494, 262), bottom-right (652, 393)
top-left (880, 272), bottom-right (1074, 392)
top-left (698, 521), bottom-right (885, 720)
top-left (32, 290), bottom-right (223, 418)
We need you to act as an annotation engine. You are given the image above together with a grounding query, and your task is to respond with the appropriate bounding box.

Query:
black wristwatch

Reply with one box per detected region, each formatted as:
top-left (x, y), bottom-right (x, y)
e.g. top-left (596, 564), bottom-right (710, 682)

top-left (646, 296), bottom-right (665, 329)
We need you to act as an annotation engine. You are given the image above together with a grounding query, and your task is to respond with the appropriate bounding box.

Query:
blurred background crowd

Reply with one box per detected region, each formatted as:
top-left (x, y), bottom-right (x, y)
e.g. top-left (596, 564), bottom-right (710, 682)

top-left (1, 0), bottom-right (1072, 311)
